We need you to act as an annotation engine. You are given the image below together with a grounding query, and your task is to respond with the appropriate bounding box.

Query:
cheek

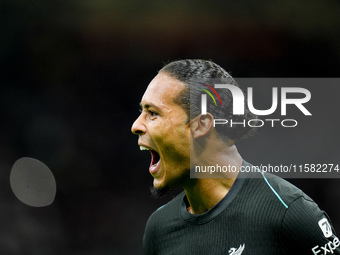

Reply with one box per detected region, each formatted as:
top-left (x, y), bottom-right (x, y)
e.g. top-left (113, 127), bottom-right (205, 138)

top-left (150, 110), bottom-right (190, 156)
top-left (162, 126), bottom-right (190, 161)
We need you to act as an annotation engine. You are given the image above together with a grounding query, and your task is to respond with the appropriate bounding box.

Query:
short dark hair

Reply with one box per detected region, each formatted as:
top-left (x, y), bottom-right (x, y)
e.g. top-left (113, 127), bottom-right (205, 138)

top-left (159, 59), bottom-right (257, 141)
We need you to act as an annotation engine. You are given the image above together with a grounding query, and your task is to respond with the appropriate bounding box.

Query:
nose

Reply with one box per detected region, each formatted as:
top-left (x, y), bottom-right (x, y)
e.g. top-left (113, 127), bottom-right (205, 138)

top-left (131, 113), bottom-right (146, 135)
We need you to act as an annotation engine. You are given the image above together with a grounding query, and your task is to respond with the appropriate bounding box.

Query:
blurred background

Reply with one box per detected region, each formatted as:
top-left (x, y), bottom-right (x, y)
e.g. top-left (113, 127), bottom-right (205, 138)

top-left (1, 0), bottom-right (340, 254)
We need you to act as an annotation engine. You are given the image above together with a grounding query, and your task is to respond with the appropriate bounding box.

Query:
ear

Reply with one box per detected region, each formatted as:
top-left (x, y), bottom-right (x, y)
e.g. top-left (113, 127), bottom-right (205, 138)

top-left (190, 113), bottom-right (214, 139)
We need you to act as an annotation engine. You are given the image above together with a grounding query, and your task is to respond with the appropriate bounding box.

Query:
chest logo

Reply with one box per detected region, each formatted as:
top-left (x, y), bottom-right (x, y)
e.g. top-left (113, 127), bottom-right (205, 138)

top-left (228, 244), bottom-right (245, 255)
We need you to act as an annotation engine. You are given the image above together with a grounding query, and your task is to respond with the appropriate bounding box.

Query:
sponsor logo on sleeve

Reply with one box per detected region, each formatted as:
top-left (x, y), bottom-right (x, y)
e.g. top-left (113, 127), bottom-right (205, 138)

top-left (311, 219), bottom-right (339, 254)
top-left (311, 237), bottom-right (339, 255)
top-left (319, 218), bottom-right (333, 238)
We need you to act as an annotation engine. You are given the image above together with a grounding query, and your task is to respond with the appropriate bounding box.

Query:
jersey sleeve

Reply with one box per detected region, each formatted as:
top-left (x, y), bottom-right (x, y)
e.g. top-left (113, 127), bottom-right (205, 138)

top-left (279, 196), bottom-right (340, 254)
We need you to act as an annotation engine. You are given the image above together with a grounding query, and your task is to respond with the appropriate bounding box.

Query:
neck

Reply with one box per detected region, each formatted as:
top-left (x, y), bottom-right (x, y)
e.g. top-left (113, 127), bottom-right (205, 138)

top-left (184, 144), bottom-right (242, 215)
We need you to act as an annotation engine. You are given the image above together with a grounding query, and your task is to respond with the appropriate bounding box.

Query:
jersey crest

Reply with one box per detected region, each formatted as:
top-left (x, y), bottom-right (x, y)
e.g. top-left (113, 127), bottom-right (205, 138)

top-left (228, 244), bottom-right (245, 255)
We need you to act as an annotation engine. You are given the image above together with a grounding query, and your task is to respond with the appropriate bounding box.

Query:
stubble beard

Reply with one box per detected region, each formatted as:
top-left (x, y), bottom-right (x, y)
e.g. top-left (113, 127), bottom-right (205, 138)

top-left (150, 186), bottom-right (172, 198)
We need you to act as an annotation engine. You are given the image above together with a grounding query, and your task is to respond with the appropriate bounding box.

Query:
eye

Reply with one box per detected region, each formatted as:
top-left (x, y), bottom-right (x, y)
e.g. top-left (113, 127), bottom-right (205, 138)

top-left (149, 111), bottom-right (158, 116)
top-left (148, 110), bottom-right (158, 117)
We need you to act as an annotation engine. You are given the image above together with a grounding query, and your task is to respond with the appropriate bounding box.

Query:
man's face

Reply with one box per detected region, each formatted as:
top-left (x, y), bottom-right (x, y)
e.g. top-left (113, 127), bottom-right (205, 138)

top-left (131, 72), bottom-right (191, 189)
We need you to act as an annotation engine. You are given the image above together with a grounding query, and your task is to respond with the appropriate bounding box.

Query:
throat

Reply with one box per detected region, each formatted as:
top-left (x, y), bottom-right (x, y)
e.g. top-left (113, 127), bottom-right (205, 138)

top-left (184, 178), bottom-right (236, 214)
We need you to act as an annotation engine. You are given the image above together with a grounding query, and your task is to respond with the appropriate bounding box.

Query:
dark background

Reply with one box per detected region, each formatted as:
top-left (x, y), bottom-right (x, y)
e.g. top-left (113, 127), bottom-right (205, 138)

top-left (1, 0), bottom-right (340, 254)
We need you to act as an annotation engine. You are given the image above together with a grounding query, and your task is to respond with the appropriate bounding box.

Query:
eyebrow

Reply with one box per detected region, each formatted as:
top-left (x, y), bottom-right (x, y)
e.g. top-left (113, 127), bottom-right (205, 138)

top-left (139, 102), bottom-right (162, 112)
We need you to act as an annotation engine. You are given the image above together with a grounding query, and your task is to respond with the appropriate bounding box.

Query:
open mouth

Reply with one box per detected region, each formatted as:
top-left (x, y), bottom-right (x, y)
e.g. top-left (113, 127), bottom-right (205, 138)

top-left (140, 146), bottom-right (161, 174)
top-left (150, 150), bottom-right (160, 168)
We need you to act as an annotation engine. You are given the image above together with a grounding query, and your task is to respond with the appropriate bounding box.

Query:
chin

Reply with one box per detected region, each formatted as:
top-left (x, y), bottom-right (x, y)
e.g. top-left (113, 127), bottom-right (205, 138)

top-left (153, 178), bottom-right (166, 189)
top-left (150, 185), bottom-right (171, 198)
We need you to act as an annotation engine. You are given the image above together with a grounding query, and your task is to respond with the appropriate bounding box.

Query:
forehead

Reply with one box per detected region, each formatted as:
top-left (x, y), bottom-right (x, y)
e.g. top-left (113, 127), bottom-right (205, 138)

top-left (141, 72), bottom-right (186, 107)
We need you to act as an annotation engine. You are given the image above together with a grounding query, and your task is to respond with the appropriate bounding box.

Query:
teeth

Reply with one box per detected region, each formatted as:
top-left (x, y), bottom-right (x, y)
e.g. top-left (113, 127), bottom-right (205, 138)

top-left (140, 146), bottom-right (150, 151)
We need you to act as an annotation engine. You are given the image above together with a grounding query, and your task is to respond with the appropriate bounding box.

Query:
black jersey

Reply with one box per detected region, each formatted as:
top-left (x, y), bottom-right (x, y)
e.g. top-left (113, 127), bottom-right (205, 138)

top-left (143, 161), bottom-right (339, 255)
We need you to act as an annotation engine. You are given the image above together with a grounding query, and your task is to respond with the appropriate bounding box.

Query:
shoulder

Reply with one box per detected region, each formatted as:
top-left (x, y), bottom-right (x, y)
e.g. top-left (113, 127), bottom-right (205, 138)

top-left (241, 161), bottom-right (308, 206)
top-left (279, 195), bottom-right (340, 253)
top-left (241, 167), bottom-right (308, 209)
top-left (145, 191), bottom-right (184, 230)
top-left (143, 192), bottom-right (185, 253)
top-left (262, 172), bottom-right (309, 206)
top-left (261, 174), bottom-right (340, 253)
top-left (255, 173), bottom-right (340, 253)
